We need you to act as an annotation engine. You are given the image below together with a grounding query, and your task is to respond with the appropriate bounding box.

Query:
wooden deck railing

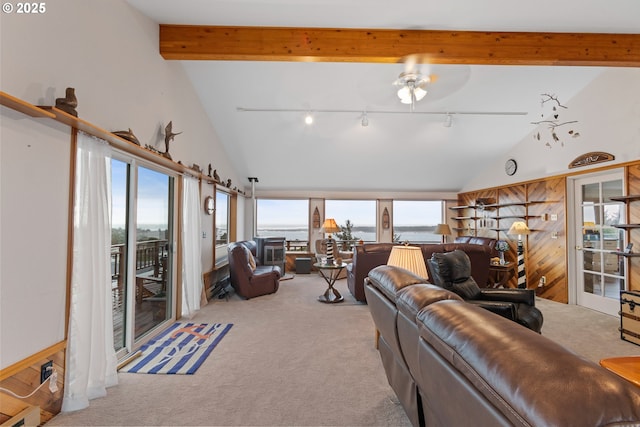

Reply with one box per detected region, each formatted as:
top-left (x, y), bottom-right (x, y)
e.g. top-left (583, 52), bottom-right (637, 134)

top-left (111, 239), bottom-right (168, 284)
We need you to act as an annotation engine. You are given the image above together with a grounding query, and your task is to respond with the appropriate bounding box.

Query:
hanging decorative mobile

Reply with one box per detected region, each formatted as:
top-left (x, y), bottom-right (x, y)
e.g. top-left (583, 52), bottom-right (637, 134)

top-left (531, 93), bottom-right (580, 148)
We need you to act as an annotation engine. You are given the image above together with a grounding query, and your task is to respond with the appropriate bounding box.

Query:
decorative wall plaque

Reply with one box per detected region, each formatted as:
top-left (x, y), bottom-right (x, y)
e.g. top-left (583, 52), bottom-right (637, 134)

top-left (312, 207), bottom-right (321, 229)
top-left (382, 207), bottom-right (390, 229)
top-left (568, 152), bottom-right (615, 169)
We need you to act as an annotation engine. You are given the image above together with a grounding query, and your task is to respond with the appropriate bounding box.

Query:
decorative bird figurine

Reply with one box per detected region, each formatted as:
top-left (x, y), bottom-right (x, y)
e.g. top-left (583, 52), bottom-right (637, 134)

top-left (213, 169), bottom-right (221, 183)
top-left (163, 121), bottom-right (182, 159)
top-left (55, 87), bottom-right (78, 117)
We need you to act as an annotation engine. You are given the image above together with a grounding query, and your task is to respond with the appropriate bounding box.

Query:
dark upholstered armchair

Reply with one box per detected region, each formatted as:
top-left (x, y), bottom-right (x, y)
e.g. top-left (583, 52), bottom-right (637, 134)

top-left (228, 241), bottom-right (281, 299)
top-left (426, 249), bottom-right (543, 333)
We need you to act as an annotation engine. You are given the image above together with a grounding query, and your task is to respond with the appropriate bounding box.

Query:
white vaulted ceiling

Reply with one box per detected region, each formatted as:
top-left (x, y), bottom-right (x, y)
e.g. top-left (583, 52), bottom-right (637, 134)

top-left (126, 0), bottom-right (640, 193)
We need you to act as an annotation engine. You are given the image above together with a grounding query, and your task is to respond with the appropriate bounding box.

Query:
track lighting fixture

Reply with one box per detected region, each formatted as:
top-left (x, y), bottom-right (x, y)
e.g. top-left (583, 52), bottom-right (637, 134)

top-left (444, 114), bottom-right (452, 128)
top-left (361, 112), bottom-right (369, 127)
top-left (304, 113), bottom-right (313, 125)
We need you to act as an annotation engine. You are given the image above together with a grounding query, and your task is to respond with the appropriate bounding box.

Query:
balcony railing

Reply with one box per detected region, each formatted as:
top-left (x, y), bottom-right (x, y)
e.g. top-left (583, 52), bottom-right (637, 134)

top-left (111, 239), bottom-right (168, 286)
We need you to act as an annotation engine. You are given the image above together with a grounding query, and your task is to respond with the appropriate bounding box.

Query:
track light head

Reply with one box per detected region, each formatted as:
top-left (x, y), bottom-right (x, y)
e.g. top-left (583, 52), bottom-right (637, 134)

top-left (304, 113), bottom-right (313, 125)
top-left (444, 114), bottom-right (453, 128)
top-left (361, 112), bottom-right (369, 127)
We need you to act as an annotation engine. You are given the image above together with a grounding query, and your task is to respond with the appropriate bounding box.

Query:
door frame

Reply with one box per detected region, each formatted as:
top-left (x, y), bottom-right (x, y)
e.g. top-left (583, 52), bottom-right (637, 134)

top-left (568, 168), bottom-right (626, 316)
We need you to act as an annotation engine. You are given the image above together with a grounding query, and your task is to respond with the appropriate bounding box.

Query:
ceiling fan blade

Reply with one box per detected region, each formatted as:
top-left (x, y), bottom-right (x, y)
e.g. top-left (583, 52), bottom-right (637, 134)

top-left (399, 53), bottom-right (435, 72)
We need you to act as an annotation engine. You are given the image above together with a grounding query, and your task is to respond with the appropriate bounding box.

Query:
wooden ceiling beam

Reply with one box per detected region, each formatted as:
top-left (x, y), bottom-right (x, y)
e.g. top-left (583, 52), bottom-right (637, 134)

top-left (159, 25), bottom-right (640, 66)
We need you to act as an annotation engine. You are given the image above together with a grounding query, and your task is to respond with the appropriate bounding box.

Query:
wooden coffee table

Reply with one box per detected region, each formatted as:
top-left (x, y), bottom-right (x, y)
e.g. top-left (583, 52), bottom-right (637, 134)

top-left (599, 356), bottom-right (640, 387)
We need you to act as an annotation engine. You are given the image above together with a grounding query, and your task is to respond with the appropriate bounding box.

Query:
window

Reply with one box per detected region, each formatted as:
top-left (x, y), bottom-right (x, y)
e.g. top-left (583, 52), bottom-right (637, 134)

top-left (215, 190), bottom-right (229, 247)
top-left (256, 199), bottom-right (309, 243)
top-left (325, 200), bottom-right (376, 243)
top-left (393, 200), bottom-right (444, 243)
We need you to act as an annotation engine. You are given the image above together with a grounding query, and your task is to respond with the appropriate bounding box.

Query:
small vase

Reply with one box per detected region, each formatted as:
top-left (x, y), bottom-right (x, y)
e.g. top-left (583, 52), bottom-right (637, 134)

top-left (499, 251), bottom-right (506, 265)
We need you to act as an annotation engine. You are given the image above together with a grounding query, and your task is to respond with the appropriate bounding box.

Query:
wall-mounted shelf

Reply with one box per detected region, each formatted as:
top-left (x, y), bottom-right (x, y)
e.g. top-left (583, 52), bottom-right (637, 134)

top-left (613, 224), bottom-right (640, 229)
top-left (451, 216), bottom-right (479, 221)
top-left (449, 205), bottom-right (476, 210)
top-left (1, 91), bottom-right (55, 118)
top-left (610, 195), bottom-right (640, 203)
top-left (2, 91), bottom-right (245, 196)
top-left (611, 251), bottom-right (640, 258)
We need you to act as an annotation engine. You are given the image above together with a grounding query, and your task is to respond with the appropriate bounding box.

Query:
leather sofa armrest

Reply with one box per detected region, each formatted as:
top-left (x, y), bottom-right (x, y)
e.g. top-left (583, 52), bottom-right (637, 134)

top-left (467, 300), bottom-right (517, 320)
top-left (253, 265), bottom-right (281, 278)
top-left (478, 289), bottom-right (535, 306)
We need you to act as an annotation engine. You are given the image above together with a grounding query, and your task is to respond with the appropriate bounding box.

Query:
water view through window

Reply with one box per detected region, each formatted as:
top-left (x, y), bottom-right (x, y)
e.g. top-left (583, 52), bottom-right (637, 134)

top-left (325, 200), bottom-right (376, 242)
top-left (393, 201), bottom-right (444, 243)
top-left (256, 199), bottom-right (308, 240)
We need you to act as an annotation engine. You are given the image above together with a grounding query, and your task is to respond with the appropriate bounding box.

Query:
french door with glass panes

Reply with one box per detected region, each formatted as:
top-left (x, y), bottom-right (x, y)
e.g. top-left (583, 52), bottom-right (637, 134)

top-left (111, 157), bottom-right (176, 359)
top-left (574, 171), bottom-right (627, 316)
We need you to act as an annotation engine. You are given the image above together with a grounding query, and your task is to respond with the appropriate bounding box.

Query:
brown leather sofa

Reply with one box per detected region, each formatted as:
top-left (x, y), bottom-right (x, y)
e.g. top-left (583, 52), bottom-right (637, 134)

top-left (228, 240), bottom-right (281, 299)
top-left (365, 265), bottom-right (640, 427)
top-left (347, 237), bottom-right (497, 302)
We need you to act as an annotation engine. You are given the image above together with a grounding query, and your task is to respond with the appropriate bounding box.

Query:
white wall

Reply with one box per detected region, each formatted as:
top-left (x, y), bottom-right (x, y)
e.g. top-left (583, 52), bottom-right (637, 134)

top-left (0, 0), bottom-right (240, 368)
top-left (0, 115), bottom-right (71, 368)
top-left (462, 68), bottom-right (640, 192)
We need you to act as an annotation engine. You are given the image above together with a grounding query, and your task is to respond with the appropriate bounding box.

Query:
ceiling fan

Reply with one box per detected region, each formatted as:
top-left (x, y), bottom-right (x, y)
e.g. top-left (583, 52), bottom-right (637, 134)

top-left (393, 54), bottom-right (438, 111)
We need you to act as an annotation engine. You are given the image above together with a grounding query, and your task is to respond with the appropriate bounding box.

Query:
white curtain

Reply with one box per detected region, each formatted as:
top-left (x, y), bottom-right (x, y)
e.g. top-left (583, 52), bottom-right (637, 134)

top-left (62, 131), bottom-right (118, 412)
top-left (181, 176), bottom-right (203, 318)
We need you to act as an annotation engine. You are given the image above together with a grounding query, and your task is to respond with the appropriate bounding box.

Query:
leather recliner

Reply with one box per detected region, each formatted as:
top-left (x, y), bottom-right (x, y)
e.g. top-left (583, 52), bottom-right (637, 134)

top-left (228, 241), bottom-right (281, 299)
top-left (426, 249), bottom-right (543, 333)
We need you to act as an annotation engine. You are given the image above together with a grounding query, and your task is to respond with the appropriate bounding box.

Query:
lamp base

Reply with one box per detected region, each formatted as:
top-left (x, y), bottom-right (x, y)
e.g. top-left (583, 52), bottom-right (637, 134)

top-left (516, 240), bottom-right (526, 289)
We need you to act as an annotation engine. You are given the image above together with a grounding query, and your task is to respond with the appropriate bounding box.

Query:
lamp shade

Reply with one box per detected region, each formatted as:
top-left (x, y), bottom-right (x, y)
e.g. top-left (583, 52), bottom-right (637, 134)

top-left (321, 218), bottom-right (340, 234)
top-left (508, 221), bottom-right (531, 236)
top-left (387, 245), bottom-right (428, 279)
top-left (434, 224), bottom-right (452, 236)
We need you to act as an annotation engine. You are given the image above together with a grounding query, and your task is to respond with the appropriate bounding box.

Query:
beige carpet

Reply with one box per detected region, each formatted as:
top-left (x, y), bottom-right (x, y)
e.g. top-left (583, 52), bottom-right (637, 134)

top-left (48, 274), bottom-right (639, 427)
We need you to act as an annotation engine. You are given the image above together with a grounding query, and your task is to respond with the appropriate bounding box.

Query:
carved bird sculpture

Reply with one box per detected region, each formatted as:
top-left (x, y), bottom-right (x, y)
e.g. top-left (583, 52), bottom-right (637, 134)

top-left (55, 87), bottom-right (78, 117)
top-left (163, 121), bottom-right (182, 159)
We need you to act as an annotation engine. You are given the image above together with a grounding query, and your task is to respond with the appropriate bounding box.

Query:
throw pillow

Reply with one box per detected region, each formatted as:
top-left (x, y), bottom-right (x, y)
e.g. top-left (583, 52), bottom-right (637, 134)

top-left (245, 246), bottom-right (257, 270)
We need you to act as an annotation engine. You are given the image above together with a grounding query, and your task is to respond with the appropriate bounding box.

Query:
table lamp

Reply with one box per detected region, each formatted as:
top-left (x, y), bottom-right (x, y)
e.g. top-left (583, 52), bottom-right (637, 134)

top-left (387, 244), bottom-right (428, 280)
top-left (321, 218), bottom-right (341, 264)
top-left (434, 223), bottom-right (452, 243)
top-left (508, 221), bottom-right (530, 289)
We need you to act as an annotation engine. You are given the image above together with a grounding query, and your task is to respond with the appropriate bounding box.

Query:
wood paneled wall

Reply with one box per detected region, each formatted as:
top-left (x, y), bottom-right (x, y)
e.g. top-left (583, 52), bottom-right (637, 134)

top-left (0, 345), bottom-right (65, 425)
top-left (626, 164), bottom-right (640, 291)
top-left (526, 178), bottom-right (568, 301)
top-left (458, 161), bottom-right (640, 302)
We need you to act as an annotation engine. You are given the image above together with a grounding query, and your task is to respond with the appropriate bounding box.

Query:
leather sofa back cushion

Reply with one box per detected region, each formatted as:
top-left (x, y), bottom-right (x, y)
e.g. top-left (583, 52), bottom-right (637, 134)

top-left (417, 301), bottom-right (640, 426)
top-left (367, 265), bottom-right (427, 302)
top-left (396, 284), bottom-right (462, 318)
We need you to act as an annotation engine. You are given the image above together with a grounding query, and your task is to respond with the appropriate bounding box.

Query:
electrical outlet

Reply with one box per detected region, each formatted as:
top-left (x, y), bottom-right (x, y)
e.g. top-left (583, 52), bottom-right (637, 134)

top-left (40, 360), bottom-right (53, 384)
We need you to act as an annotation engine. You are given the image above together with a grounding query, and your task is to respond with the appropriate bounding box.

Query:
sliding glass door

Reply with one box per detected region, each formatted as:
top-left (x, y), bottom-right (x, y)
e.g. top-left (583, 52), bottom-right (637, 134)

top-left (134, 166), bottom-right (174, 338)
top-left (111, 158), bottom-right (176, 358)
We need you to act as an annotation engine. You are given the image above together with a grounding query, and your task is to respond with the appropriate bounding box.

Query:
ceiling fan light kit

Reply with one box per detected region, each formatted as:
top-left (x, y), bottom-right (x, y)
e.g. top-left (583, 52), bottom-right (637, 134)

top-left (394, 71), bottom-right (431, 111)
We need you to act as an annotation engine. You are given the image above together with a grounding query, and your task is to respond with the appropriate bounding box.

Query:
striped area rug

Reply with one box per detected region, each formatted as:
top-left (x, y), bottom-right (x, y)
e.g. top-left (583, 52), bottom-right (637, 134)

top-left (120, 322), bottom-right (232, 374)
